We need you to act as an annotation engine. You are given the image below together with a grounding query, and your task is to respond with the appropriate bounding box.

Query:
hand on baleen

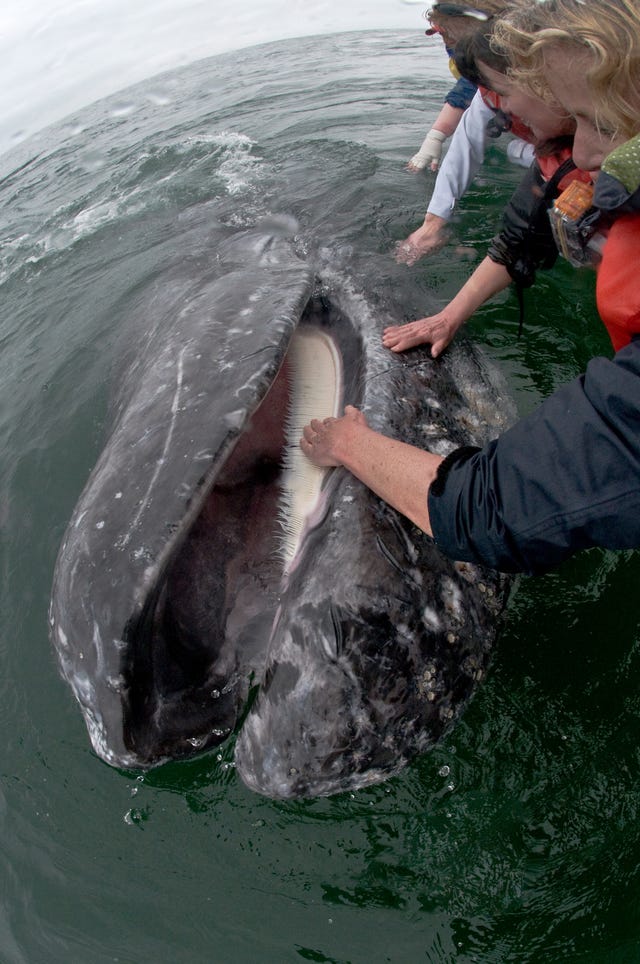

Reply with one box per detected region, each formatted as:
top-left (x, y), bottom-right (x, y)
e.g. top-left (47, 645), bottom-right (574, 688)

top-left (300, 405), bottom-right (367, 467)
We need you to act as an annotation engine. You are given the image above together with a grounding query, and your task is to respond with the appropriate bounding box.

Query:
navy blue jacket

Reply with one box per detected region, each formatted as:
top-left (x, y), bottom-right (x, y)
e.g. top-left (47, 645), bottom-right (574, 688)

top-left (445, 75), bottom-right (477, 111)
top-left (429, 337), bottom-right (640, 575)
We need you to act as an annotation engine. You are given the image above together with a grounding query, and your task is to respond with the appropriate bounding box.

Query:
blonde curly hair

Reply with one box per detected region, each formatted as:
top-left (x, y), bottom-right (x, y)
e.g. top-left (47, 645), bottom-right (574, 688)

top-left (493, 0), bottom-right (640, 139)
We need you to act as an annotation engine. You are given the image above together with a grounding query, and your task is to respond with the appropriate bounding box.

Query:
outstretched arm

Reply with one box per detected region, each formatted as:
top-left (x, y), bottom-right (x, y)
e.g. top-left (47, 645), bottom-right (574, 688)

top-left (396, 92), bottom-right (493, 265)
top-left (383, 257), bottom-right (512, 356)
top-left (407, 104), bottom-right (464, 172)
top-left (300, 406), bottom-right (443, 536)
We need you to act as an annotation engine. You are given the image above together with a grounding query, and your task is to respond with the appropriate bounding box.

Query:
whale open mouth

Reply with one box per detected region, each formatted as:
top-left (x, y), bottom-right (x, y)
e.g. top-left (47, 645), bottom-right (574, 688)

top-left (120, 292), bottom-right (364, 764)
top-left (50, 220), bottom-right (513, 794)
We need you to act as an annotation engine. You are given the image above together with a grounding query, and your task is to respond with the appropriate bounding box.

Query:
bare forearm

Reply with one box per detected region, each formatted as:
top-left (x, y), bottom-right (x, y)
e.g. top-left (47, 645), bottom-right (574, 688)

top-left (432, 103), bottom-right (465, 138)
top-left (445, 256), bottom-right (512, 328)
top-left (332, 422), bottom-right (443, 536)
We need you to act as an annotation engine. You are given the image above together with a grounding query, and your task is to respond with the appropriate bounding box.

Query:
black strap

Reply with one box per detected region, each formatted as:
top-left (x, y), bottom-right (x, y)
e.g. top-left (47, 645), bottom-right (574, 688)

top-left (543, 156), bottom-right (576, 199)
top-left (516, 156), bottom-right (576, 338)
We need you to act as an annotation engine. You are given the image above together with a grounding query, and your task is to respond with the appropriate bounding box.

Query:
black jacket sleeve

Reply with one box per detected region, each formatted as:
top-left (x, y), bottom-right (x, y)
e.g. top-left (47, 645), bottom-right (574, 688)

top-left (428, 337), bottom-right (640, 575)
top-left (487, 160), bottom-right (570, 288)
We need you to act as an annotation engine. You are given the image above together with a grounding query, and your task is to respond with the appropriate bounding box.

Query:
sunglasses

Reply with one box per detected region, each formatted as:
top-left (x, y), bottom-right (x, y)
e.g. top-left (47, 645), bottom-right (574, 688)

top-left (425, 3), bottom-right (492, 34)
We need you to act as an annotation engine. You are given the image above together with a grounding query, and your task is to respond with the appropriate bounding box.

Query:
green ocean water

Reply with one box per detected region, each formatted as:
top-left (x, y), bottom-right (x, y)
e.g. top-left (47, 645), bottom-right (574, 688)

top-left (1, 30), bottom-right (639, 963)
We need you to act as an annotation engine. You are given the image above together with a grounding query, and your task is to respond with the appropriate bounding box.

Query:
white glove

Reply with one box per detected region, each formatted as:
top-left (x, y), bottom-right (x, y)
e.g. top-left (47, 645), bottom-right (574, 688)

top-left (408, 129), bottom-right (447, 171)
top-left (506, 137), bottom-right (536, 169)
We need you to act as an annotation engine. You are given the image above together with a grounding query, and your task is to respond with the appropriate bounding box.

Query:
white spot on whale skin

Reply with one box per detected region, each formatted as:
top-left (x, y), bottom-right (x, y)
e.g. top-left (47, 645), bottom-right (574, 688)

top-left (422, 607), bottom-right (442, 632)
top-left (441, 577), bottom-right (463, 620)
top-left (133, 547), bottom-right (151, 562)
top-left (223, 410), bottom-right (245, 431)
top-left (396, 623), bottom-right (416, 643)
top-left (57, 625), bottom-right (69, 649)
top-left (115, 492), bottom-right (123, 500)
top-left (71, 671), bottom-right (95, 704)
top-left (96, 521), bottom-right (105, 530)
top-left (420, 422), bottom-right (444, 437)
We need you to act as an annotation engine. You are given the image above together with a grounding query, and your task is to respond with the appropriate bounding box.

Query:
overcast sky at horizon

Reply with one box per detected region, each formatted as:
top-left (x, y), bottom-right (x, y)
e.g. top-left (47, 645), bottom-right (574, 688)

top-left (0, 0), bottom-right (431, 157)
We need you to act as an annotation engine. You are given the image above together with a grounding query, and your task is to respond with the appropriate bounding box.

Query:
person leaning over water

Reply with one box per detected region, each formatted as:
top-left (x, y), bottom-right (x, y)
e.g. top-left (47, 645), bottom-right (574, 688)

top-left (406, 4), bottom-right (479, 173)
top-left (396, 0), bottom-right (536, 266)
top-left (385, 22), bottom-right (590, 357)
top-left (301, 0), bottom-right (640, 576)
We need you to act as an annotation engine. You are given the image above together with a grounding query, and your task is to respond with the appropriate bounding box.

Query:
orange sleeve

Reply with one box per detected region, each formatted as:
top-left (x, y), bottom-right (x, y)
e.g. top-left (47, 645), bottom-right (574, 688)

top-left (596, 214), bottom-right (640, 352)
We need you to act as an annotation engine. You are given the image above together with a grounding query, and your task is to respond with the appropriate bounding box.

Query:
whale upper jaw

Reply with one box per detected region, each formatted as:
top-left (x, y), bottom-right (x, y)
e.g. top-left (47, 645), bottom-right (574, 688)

top-left (50, 226), bottom-right (315, 769)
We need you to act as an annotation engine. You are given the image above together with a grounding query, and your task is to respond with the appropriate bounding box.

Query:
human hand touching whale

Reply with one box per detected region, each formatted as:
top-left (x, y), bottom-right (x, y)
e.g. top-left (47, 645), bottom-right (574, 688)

top-left (300, 405), bottom-right (367, 467)
top-left (301, 405), bottom-right (443, 536)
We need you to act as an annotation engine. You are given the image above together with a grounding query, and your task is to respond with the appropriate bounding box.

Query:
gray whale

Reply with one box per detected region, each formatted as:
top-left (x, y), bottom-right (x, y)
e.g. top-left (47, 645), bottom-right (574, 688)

top-left (49, 214), bottom-right (515, 798)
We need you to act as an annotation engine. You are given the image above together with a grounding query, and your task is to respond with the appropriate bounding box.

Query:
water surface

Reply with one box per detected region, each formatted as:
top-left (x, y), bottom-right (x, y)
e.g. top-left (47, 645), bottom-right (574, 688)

top-left (1, 31), bottom-right (638, 963)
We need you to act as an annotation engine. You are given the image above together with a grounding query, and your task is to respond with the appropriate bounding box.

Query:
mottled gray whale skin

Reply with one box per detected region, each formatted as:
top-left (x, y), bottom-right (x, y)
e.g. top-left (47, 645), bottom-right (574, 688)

top-left (49, 214), bottom-right (515, 794)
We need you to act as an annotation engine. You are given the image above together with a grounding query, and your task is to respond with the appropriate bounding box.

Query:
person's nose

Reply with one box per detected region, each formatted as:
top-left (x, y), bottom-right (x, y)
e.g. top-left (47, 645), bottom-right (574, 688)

top-left (572, 124), bottom-right (603, 173)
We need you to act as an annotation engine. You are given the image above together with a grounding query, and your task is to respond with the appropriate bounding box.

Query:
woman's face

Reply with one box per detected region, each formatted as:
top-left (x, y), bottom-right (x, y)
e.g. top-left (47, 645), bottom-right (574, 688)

top-left (543, 48), bottom-right (627, 171)
top-left (478, 62), bottom-right (575, 142)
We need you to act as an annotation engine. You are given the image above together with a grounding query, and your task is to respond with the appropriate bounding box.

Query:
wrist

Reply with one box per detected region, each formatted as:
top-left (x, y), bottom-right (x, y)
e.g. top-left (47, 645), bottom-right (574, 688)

top-left (420, 214), bottom-right (448, 239)
top-left (335, 421), bottom-right (374, 471)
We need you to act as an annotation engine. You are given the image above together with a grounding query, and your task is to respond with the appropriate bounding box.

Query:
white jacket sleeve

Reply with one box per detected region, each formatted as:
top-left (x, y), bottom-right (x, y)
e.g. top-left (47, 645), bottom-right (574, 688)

top-left (426, 91), bottom-right (493, 221)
